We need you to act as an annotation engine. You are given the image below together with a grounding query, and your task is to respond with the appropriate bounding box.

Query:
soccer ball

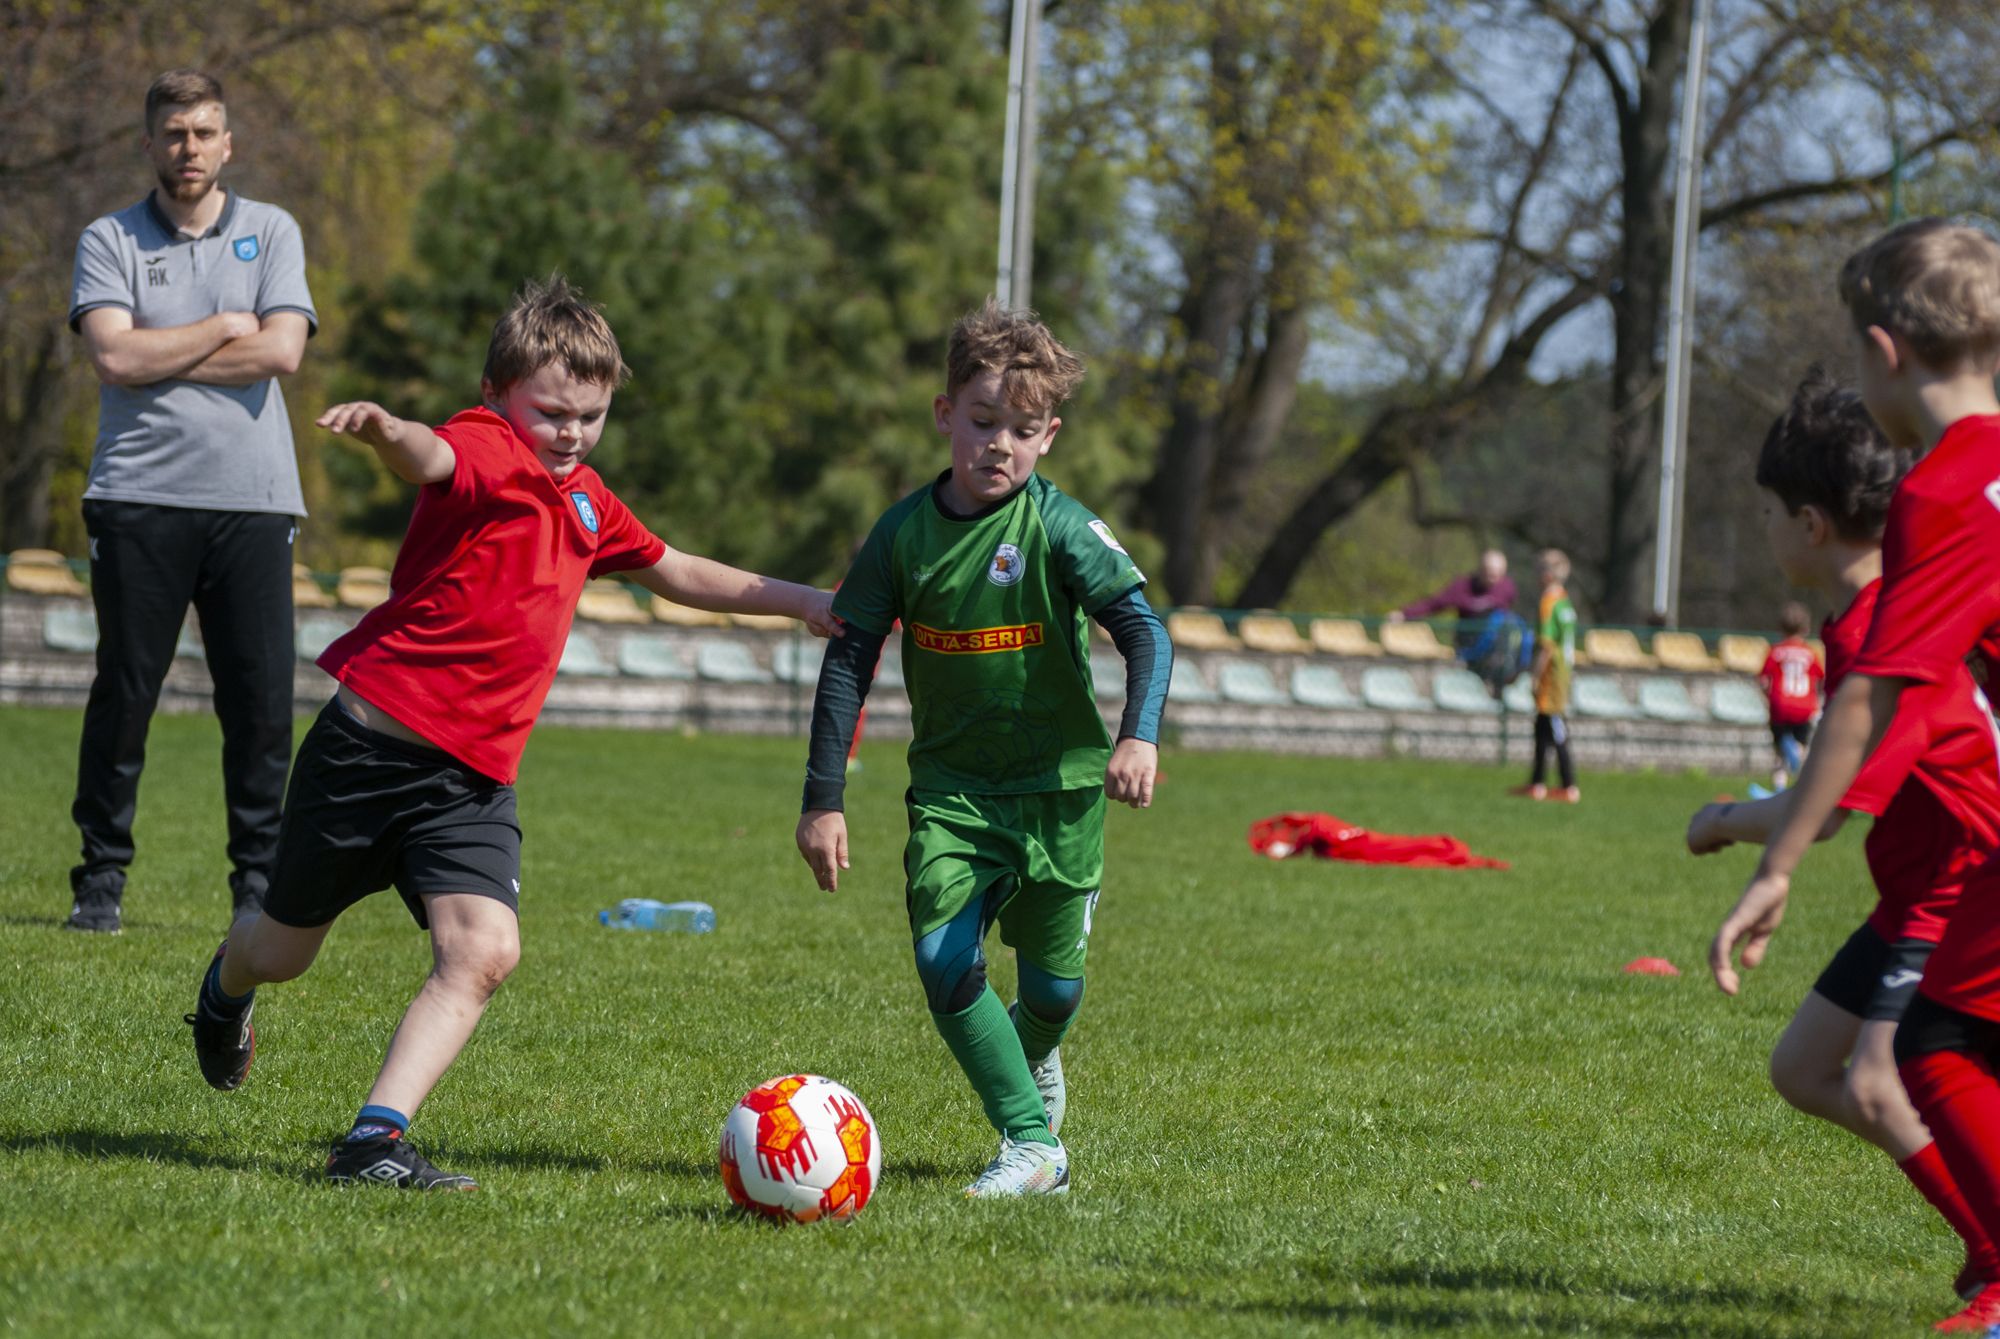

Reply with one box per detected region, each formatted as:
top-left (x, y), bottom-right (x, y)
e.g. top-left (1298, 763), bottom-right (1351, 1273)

top-left (718, 1074), bottom-right (880, 1223)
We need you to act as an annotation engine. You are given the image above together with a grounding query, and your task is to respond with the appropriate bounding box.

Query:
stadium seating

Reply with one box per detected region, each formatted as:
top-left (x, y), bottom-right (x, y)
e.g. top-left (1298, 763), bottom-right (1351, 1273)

top-left (6, 549), bottom-right (86, 597)
top-left (1360, 666), bottom-right (1432, 712)
top-left (295, 616), bottom-right (348, 661)
top-left (1166, 609), bottom-right (1241, 652)
top-left (1168, 659), bottom-right (1217, 703)
top-left (1433, 667), bottom-right (1500, 715)
top-left (336, 566), bottom-right (391, 610)
top-left (1717, 634), bottom-right (1769, 675)
top-left (1651, 630), bottom-right (1719, 672)
top-left (1309, 618), bottom-right (1383, 657)
top-left (558, 632), bottom-right (615, 676)
top-left (577, 580), bottom-right (650, 624)
top-left (878, 649), bottom-right (906, 689)
top-left (770, 638), bottom-right (824, 685)
top-left (1637, 676), bottom-right (1705, 723)
top-left (1290, 664), bottom-right (1360, 709)
top-left (1709, 678), bottom-right (1770, 726)
top-left (175, 620), bottom-right (203, 659)
top-left (1501, 676), bottom-right (1535, 714)
top-left (1216, 659), bottom-right (1290, 706)
top-left (1091, 655), bottom-right (1127, 699)
top-left (1581, 628), bottom-right (1656, 669)
top-left (43, 606), bottom-right (97, 653)
top-left (1571, 674), bottom-right (1641, 719)
top-left (694, 639), bottom-right (774, 683)
top-left (729, 612), bottom-right (795, 631)
top-left (651, 596), bottom-right (730, 627)
top-left (292, 563), bottom-right (336, 610)
top-left (617, 633), bottom-right (695, 679)
top-left (1378, 620), bottom-right (1453, 661)
top-left (1236, 613), bottom-right (1311, 654)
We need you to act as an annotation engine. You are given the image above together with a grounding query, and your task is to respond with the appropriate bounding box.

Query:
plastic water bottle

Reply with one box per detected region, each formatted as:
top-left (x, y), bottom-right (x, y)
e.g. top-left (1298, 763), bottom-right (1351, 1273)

top-left (597, 897), bottom-right (715, 933)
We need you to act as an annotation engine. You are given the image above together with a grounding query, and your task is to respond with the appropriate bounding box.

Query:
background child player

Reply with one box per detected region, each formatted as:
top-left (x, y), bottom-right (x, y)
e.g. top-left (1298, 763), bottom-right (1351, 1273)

top-left (1685, 371), bottom-right (2000, 1323)
top-left (1759, 601), bottom-right (1824, 793)
top-left (794, 299), bottom-right (1172, 1198)
top-left (184, 276), bottom-right (838, 1190)
top-left (1512, 549), bottom-right (1578, 802)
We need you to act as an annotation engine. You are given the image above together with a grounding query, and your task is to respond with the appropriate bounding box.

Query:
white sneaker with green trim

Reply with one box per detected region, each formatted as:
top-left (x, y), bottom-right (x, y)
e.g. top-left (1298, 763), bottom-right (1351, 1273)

top-left (1028, 1046), bottom-right (1066, 1136)
top-left (963, 1135), bottom-right (1069, 1197)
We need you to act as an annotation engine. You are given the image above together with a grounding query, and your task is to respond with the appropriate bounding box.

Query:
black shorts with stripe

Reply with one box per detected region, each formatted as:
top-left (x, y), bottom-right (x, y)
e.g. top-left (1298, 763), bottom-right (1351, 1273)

top-left (1812, 921), bottom-right (1934, 1022)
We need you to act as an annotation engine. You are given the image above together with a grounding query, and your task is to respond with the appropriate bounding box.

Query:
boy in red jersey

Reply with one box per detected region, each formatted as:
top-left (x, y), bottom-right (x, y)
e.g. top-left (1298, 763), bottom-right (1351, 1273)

top-left (1687, 372), bottom-right (2000, 1322)
top-left (1707, 220), bottom-right (2000, 1331)
top-left (1759, 601), bottom-right (1824, 791)
top-left (184, 276), bottom-right (838, 1189)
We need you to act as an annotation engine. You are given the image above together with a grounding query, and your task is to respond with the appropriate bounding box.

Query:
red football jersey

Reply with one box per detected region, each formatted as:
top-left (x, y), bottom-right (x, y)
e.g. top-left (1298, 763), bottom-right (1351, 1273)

top-left (1829, 582), bottom-right (2000, 944)
top-left (319, 408), bottom-right (666, 783)
top-left (1854, 415), bottom-right (2000, 685)
top-left (1760, 637), bottom-right (1823, 726)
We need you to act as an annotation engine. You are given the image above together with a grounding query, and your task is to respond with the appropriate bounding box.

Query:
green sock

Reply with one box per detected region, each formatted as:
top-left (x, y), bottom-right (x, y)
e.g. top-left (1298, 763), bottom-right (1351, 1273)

top-left (1011, 999), bottom-right (1073, 1066)
top-left (932, 985), bottom-right (1057, 1147)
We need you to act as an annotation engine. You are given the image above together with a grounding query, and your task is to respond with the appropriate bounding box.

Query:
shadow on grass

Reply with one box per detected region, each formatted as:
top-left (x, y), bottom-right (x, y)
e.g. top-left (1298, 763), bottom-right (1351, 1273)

top-left (883, 1156), bottom-right (967, 1185)
top-left (1102, 1259), bottom-right (1884, 1339)
top-left (454, 1146), bottom-right (713, 1178)
top-left (1, 1128), bottom-right (282, 1174)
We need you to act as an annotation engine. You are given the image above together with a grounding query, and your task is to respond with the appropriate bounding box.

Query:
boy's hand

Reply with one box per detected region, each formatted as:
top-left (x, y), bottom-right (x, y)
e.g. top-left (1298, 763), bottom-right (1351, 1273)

top-left (317, 401), bottom-right (409, 451)
top-left (1105, 738), bottom-right (1158, 809)
top-left (1709, 869), bottom-right (1790, 996)
top-left (796, 808), bottom-right (849, 890)
top-left (1686, 802), bottom-right (1735, 855)
top-left (798, 589), bottom-right (844, 640)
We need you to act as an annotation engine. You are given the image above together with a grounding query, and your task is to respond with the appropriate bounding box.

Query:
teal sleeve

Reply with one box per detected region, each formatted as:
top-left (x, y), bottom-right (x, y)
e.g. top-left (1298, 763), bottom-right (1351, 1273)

top-left (1094, 588), bottom-right (1171, 743)
top-left (1039, 483), bottom-right (1147, 615)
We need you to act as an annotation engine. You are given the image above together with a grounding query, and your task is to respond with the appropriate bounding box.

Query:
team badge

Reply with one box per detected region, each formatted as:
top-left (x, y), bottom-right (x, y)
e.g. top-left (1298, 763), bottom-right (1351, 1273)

top-left (233, 237), bottom-right (260, 262)
top-left (987, 542), bottom-right (1025, 586)
top-left (569, 491), bottom-right (600, 533)
top-left (1088, 519), bottom-right (1128, 554)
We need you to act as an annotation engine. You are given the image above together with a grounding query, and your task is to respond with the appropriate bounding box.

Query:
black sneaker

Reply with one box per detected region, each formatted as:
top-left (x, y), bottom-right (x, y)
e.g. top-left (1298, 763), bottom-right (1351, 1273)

top-left (325, 1132), bottom-right (477, 1190)
top-left (185, 942), bottom-right (254, 1090)
top-left (65, 886), bottom-right (122, 934)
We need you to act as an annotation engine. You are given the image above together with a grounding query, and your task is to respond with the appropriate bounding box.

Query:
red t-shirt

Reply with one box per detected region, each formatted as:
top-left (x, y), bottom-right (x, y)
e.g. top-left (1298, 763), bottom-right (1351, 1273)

top-left (1825, 582), bottom-right (2000, 945)
top-left (1760, 637), bottom-right (1823, 726)
top-left (318, 408), bottom-right (667, 782)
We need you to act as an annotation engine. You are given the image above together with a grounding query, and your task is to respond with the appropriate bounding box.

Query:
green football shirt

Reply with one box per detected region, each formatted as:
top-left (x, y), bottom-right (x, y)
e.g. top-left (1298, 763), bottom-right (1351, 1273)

top-left (834, 471), bottom-right (1147, 794)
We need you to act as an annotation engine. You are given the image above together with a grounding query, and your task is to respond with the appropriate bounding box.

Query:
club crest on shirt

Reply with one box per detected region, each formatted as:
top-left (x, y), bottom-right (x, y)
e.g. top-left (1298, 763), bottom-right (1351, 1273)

top-left (569, 491), bottom-right (599, 534)
top-left (988, 542), bottom-right (1025, 586)
top-left (233, 236), bottom-right (260, 262)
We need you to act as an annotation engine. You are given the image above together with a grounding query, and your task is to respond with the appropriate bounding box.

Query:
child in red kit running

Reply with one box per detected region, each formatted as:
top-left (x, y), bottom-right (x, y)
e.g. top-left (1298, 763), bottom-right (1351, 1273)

top-left (1759, 601), bottom-right (1823, 792)
top-left (1687, 371), bottom-right (2000, 1324)
top-left (184, 276), bottom-right (839, 1189)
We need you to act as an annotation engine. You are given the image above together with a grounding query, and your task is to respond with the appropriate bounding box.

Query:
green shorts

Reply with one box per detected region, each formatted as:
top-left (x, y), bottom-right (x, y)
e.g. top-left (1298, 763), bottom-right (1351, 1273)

top-left (903, 786), bottom-right (1106, 978)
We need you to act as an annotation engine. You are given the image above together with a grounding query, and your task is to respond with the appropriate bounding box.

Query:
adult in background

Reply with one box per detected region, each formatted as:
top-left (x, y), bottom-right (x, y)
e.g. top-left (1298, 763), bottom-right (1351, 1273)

top-left (1387, 548), bottom-right (1525, 693)
top-left (64, 70), bottom-right (317, 933)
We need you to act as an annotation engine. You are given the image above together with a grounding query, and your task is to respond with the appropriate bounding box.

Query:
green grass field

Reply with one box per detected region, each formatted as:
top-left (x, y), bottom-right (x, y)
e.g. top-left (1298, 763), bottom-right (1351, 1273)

top-left (0, 705), bottom-right (1962, 1336)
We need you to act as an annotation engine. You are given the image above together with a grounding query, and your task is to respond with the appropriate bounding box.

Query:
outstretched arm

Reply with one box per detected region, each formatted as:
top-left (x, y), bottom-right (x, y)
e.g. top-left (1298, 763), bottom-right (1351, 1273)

top-left (1686, 793), bottom-right (1848, 855)
top-left (78, 307), bottom-right (261, 387)
top-left (316, 401), bottom-right (456, 485)
top-left (633, 551), bottom-right (840, 637)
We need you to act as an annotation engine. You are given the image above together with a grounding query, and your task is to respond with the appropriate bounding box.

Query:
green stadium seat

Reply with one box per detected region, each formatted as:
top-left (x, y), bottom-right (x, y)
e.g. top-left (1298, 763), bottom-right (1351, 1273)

top-left (1638, 677), bottom-right (1705, 723)
top-left (1361, 666), bottom-right (1432, 712)
top-left (1433, 667), bottom-right (1500, 715)
top-left (1216, 659), bottom-right (1290, 706)
top-left (1571, 674), bottom-right (1641, 719)
top-left (1501, 677), bottom-right (1535, 714)
top-left (175, 621), bottom-right (203, 659)
top-left (878, 650), bottom-right (906, 690)
top-left (1709, 678), bottom-right (1769, 726)
top-left (694, 639), bottom-right (773, 684)
top-left (296, 616), bottom-right (348, 661)
top-left (1290, 664), bottom-right (1360, 709)
top-left (1168, 659), bottom-right (1217, 703)
top-left (770, 638), bottom-right (824, 684)
top-left (558, 632), bottom-right (614, 677)
top-left (618, 633), bottom-right (695, 680)
top-left (43, 606), bottom-right (98, 653)
top-left (1091, 655), bottom-right (1126, 699)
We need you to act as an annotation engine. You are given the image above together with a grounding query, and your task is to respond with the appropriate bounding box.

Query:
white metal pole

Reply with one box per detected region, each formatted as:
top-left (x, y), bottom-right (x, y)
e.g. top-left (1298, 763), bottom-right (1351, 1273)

top-left (1010, 0), bottom-right (1041, 310)
top-left (996, 0), bottom-right (1032, 305)
top-left (1651, 0), bottom-right (1715, 626)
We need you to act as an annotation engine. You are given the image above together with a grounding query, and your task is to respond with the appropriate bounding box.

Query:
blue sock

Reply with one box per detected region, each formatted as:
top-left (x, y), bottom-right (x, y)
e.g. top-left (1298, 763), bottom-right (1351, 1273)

top-left (198, 956), bottom-right (253, 1018)
top-left (345, 1104), bottom-right (410, 1143)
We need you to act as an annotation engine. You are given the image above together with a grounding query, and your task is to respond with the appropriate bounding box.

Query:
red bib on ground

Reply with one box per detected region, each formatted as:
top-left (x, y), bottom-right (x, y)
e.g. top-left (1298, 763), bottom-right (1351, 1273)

top-left (1247, 812), bottom-right (1508, 870)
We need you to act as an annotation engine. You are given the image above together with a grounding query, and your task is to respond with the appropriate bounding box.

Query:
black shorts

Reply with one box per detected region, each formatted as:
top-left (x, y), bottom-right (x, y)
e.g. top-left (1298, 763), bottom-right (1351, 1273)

top-left (1894, 991), bottom-right (2000, 1066)
top-left (1770, 720), bottom-right (1813, 750)
top-left (1812, 921), bottom-right (1934, 1021)
top-left (264, 699), bottom-right (521, 931)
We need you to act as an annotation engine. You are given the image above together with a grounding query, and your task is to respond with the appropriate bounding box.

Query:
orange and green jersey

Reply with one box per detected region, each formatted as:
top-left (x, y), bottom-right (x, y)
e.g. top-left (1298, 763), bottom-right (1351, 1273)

top-left (1535, 585), bottom-right (1576, 716)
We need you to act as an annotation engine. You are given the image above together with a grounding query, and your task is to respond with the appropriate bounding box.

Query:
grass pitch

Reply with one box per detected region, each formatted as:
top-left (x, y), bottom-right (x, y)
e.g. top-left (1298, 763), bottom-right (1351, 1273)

top-left (0, 705), bottom-right (1962, 1336)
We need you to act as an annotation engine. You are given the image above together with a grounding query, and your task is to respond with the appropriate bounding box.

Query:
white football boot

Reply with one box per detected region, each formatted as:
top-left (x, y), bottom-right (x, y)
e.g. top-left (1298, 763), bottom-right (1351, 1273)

top-left (1028, 1046), bottom-right (1066, 1136)
top-left (963, 1135), bottom-right (1070, 1197)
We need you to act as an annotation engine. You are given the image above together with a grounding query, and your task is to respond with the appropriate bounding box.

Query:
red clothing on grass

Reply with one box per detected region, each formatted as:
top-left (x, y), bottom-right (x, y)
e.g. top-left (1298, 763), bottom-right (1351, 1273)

top-left (1247, 812), bottom-right (1508, 870)
top-left (319, 407), bottom-right (666, 783)
top-left (1759, 636), bottom-right (1823, 727)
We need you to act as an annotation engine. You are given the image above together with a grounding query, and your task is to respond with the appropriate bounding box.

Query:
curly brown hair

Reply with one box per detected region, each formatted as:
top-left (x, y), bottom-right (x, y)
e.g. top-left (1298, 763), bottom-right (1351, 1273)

top-left (945, 298), bottom-right (1085, 415)
top-left (1755, 365), bottom-right (1909, 541)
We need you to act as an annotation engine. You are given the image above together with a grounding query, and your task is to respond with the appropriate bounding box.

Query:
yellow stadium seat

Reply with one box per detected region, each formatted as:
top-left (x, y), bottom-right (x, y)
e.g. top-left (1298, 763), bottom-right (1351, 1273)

top-left (728, 612), bottom-right (795, 631)
top-left (1237, 613), bottom-right (1311, 654)
top-left (1166, 609), bottom-right (1241, 652)
top-left (1717, 634), bottom-right (1770, 675)
top-left (5, 549), bottom-right (86, 597)
top-left (577, 579), bottom-right (651, 625)
top-left (1582, 628), bottom-right (1656, 669)
top-left (1308, 618), bottom-right (1383, 657)
top-left (1378, 620), bottom-right (1454, 661)
top-left (292, 563), bottom-right (336, 609)
top-left (1651, 630), bottom-right (1719, 673)
top-left (336, 566), bottom-right (392, 610)
top-left (650, 595), bottom-right (730, 628)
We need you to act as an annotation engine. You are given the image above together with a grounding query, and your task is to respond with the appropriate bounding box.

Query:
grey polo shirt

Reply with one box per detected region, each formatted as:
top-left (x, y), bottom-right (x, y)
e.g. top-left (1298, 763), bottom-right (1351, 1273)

top-left (69, 191), bottom-right (318, 516)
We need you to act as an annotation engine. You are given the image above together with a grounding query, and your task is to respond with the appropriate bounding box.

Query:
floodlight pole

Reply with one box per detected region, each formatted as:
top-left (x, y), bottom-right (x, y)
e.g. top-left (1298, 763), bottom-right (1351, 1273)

top-left (1651, 0), bottom-right (1715, 627)
top-left (996, 0), bottom-right (1041, 309)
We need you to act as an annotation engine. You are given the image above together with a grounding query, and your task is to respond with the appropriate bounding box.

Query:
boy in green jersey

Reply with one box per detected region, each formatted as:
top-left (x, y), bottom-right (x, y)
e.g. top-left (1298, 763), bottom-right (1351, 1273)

top-left (796, 300), bottom-right (1172, 1197)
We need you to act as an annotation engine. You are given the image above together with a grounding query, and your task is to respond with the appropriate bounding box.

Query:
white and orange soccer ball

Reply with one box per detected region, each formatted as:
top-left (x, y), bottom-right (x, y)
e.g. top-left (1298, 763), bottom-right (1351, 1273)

top-left (718, 1074), bottom-right (880, 1223)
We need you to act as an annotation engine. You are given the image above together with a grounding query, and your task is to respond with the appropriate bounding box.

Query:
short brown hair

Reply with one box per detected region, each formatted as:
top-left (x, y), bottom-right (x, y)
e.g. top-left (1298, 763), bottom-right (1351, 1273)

top-left (1779, 601), bottom-right (1811, 638)
top-left (482, 275), bottom-right (631, 395)
top-left (145, 70), bottom-right (225, 133)
top-left (1838, 218), bottom-right (2000, 368)
top-left (945, 298), bottom-right (1085, 415)
top-left (1755, 366), bottom-right (1908, 541)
